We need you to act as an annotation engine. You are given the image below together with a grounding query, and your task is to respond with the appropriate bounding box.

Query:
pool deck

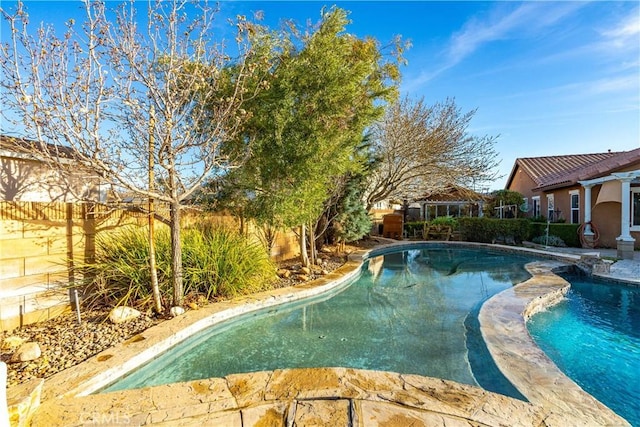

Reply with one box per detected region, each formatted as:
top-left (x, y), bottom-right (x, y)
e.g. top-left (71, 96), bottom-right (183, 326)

top-left (9, 242), bottom-right (637, 426)
top-left (540, 245), bottom-right (640, 285)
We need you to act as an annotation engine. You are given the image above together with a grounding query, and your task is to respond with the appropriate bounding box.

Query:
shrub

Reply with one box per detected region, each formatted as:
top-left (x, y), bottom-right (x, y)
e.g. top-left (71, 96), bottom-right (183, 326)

top-left (529, 222), bottom-right (580, 247)
top-left (530, 215), bottom-right (547, 223)
top-left (404, 217), bottom-right (460, 237)
top-left (430, 216), bottom-right (458, 229)
top-left (404, 221), bottom-right (427, 236)
top-left (79, 222), bottom-right (277, 310)
top-left (458, 217), bottom-right (530, 244)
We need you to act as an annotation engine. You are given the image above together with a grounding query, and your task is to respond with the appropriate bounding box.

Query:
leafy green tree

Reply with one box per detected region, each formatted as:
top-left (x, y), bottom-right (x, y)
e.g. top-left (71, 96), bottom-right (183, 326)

top-left (333, 176), bottom-right (372, 244)
top-left (485, 190), bottom-right (525, 218)
top-left (316, 135), bottom-right (379, 248)
top-left (218, 7), bottom-right (403, 265)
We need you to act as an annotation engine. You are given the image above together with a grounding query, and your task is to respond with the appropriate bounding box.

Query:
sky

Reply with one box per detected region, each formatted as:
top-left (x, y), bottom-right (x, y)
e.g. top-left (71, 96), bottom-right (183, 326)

top-left (1, 1), bottom-right (639, 190)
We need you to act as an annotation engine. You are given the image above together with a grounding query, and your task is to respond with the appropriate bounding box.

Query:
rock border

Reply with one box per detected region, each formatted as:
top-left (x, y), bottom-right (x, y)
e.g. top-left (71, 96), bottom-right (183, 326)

top-left (32, 367), bottom-right (549, 426)
top-left (479, 259), bottom-right (630, 426)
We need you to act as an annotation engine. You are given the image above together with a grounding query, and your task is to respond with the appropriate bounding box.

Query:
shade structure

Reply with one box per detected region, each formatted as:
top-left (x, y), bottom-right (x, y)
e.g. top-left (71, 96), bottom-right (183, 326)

top-left (595, 180), bottom-right (621, 205)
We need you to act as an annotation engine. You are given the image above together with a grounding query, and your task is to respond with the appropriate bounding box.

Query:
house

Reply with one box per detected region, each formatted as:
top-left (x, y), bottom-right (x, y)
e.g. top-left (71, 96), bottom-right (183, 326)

top-left (505, 148), bottom-right (640, 258)
top-left (0, 135), bottom-right (108, 330)
top-left (0, 134), bottom-right (107, 202)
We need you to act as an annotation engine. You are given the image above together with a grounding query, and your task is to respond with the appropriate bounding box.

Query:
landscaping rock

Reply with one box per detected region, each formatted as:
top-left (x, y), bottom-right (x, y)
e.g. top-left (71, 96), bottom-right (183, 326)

top-left (300, 267), bottom-right (311, 275)
top-left (296, 274), bottom-right (310, 282)
top-left (170, 306), bottom-right (185, 317)
top-left (2, 336), bottom-right (25, 350)
top-left (0, 309), bottom-right (160, 388)
top-left (108, 306), bottom-right (141, 324)
top-left (10, 343), bottom-right (41, 363)
top-left (187, 302), bottom-right (198, 310)
top-left (277, 269), bottom-right (292, 279)
top-left (1, 239), bottom-right (375, 389)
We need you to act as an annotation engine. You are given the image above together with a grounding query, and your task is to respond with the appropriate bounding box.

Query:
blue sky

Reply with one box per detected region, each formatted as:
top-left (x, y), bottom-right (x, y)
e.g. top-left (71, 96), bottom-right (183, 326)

top-left (2, 1), bottom-right (639, 189)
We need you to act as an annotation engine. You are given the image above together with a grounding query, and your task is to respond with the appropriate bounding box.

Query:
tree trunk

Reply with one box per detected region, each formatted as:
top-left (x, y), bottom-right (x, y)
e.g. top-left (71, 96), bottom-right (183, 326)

top-left (148, 106), bottom-right (162, 314)
top-left (239, 211), bottom-right (245, 235)
top-left (308, 221), bottom-right (317, 266)
top-left (170, 200), bottom-right (183, 306)
top-left (299, 224), bottom-right (309, 267)
top-left (149, 205), bottom-right (162, 313)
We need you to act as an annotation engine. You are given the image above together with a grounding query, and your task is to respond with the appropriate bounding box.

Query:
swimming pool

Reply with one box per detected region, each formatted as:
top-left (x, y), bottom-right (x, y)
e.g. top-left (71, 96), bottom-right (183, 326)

top-left (527, 276), bottom-right (640, 426)
top-left (102, 246), bottom-right (533, 396)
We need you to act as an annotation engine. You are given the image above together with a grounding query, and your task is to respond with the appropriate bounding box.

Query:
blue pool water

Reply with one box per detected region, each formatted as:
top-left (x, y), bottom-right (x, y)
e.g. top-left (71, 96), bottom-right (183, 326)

top-left (102, 246), bottom-right (532, 397)
top-left (528, 276), bottom-right (640, 426)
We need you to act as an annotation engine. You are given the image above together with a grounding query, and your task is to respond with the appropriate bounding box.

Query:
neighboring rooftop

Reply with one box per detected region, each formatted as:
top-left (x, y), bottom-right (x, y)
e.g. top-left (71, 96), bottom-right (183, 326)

top-left (417, 184), bottom-right (488, 202)
top-left (0, 134), bottom-right (77, 161)
top-left (506, 148), bottom-right (640, 191)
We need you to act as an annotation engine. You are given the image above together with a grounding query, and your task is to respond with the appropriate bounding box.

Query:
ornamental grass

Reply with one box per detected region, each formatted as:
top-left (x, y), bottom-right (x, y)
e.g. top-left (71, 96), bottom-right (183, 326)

top-left (78, 221), bottom-right (276, 310)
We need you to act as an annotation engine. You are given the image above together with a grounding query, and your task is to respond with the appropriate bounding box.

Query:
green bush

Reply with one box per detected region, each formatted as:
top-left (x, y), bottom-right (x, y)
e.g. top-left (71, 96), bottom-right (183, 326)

top-left (458, 217), bottom-right (530, 244)
top-left (404, 221), bottom-right (427, 236)
top-left (79, 223), bottom-right (277, 309)
top-left (430, 216), bottom-right (459, 229)
top-left (530, 215), bottom-right (547, 223)
top-left (529, 222), bottom-right (580, 247)
top-left (404, 217), bottom-right (460, 237)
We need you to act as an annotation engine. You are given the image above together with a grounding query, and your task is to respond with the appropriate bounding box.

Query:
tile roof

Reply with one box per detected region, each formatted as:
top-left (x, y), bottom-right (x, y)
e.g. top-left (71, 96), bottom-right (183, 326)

top-left (538, 148), bottom-right (640, 190)
top-left (0, 134), bottom-right (77, 160)
top-left (506, 148), bottom-right (640, 191)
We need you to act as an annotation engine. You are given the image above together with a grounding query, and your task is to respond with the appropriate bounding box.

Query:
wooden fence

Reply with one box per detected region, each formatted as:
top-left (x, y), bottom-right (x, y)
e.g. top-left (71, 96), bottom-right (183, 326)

top-left (0, 201), bottom-right (299, 330)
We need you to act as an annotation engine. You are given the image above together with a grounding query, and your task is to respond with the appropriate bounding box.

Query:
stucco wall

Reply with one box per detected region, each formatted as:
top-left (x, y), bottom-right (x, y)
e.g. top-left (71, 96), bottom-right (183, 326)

top-left (508, 159), bottom-right (640, 249)
top-left (507, 166), bottom-right (539, 202)
top-left (0, 156), bottom-right (101, 202)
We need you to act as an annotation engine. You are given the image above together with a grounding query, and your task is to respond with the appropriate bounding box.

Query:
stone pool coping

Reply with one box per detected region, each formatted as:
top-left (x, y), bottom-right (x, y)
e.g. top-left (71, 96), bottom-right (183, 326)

top-left (479, 258), bottom-right (630, 426)
top-left (15, 241), bottom-right (631, 426)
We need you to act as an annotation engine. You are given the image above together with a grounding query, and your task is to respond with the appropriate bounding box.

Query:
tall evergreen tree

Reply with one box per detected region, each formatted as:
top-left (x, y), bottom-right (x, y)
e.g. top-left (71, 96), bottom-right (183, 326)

top-left (218, 7), bottom-right (403, 265)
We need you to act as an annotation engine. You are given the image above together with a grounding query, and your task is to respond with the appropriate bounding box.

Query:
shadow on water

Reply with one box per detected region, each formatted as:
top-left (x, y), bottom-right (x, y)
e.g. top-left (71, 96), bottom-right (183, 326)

top-left (464, 300), bottom-right (527, 401)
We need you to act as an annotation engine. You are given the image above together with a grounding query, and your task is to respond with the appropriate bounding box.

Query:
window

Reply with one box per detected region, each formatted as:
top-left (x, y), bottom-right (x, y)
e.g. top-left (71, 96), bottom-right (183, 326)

top-left (570, 190), bottom-right (580, 224)
top-left (632, 188), bottom-right (640, 231)
top-left (532, 196), bottom-right (541, 218)
top-left (547, 194), bottom-right (555, 221)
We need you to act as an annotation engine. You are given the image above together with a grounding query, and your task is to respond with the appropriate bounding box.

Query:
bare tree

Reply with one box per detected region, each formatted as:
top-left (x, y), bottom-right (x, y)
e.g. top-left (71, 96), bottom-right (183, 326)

top-left (363, 96), bottom-right (501, 210)
top-left (0, 0), bottom-right (266, 306)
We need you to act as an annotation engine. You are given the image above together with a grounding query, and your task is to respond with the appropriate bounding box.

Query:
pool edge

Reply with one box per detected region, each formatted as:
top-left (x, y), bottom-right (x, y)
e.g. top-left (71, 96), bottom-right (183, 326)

top-left (17, 241), bottom-right (632, 426)
top-left (479, 258), bottom-right (631, 426)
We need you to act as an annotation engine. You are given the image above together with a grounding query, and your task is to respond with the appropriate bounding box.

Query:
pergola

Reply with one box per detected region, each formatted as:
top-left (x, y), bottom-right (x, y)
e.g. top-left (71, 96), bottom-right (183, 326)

top-left (579, 170), bottom-right (640, 259)
top-left (416, 185), bottom-right (487, 221)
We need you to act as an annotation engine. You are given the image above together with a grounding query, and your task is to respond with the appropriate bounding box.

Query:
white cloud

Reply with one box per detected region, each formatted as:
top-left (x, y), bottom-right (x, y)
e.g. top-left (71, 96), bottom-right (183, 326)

top-left (588, 75), bottom-right (639, 95)
top-left (405, 2), bottom-right (586, 90)
top-left (491, 72), bottom-right (639, 103)
top-left (600, 8), bottom-right (640, 42)
top-left (450, 3), bottom-right (586, 65)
